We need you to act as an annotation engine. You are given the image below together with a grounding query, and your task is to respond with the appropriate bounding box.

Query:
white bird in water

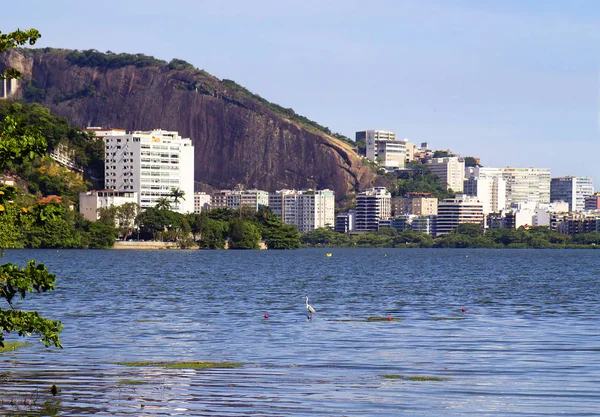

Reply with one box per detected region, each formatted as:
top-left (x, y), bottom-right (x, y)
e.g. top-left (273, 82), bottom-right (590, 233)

top-left (301, 295), bottom-right (316, 320)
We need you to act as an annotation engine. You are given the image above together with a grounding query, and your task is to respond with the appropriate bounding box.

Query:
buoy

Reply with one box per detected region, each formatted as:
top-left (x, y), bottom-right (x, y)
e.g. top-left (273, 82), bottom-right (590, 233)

top-left (387, 317), bottom-right (393, 321)
top-left (326, 253), bottom-right (332, 257)
top-left (461, 308), bottom-right (466, 313)
top-left (264, 314), bottom-right (269, 319)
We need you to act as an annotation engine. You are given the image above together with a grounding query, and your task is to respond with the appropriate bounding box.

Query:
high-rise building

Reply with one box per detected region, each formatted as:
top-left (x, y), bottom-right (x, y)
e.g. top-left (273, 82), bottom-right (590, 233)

top-left (463, 175), bottom-right (506, 214)
top-left (550, 176), bottom-right (594, 212)
top-left (104, 129), bottom-right (195, 213)
top-left (436, 195), bottom-right (484, 236)
top-left (466, 167), bottom-right (551, 209)
top-left (426, 157), bottom-right (465, 192)
top-left (269, 189), bottom-right (335, 233)
top-left (355, 187), bottom-right (392, 232)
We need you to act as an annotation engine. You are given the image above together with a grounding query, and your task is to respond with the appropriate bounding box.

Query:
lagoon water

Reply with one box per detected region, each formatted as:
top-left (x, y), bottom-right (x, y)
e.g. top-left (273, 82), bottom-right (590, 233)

top-left (1, 248), bottom-right (599, 416)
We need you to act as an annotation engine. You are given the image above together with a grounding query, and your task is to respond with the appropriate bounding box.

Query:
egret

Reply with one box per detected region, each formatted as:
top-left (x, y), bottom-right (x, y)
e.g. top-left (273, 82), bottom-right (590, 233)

top-left (301, 295), bottom-right (316, 320)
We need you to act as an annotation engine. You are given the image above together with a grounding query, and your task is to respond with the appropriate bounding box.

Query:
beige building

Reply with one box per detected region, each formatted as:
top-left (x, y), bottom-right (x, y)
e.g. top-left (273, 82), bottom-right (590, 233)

top-left (395, 193), bottom-right (438, 215)
top-left (426, 157), bottom-right (465, 192)
top-left (79, 190), bottom-right (138, 221)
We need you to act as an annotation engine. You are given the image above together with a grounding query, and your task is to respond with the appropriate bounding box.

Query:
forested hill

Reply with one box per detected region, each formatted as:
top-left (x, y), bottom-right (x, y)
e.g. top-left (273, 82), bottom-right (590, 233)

top-left (0, 48), bottom-right (379, 201)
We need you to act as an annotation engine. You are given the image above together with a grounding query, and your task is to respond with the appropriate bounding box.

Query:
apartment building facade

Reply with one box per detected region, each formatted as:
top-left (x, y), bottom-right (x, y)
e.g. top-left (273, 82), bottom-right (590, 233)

top-left (103, 129), bottom-right (195, 213)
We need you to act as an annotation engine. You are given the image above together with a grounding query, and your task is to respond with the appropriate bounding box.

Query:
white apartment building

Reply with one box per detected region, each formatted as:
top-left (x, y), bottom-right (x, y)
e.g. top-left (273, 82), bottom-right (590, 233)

top-left (104, 129), bottom-right (195, 213)
top-left (466, 167), bottom-right (551, 209)
top-left (436, 195), bottom-right (484, 236)
top-left (550, 176), bottom-right (594, 212)
top-left (79, 190), bottom-right (138, 221)
top-left (376, 139), bottom-right (406, 169)
top-left (508, 201), bottom-right (569, 228)
top-left (357, 130), bottom-right (406, 168)
top-left (194, 192), bottom-right (211, 214)
top-left (463, 175), bottom-right (506, 214)
top-left (269, 189), bottom-right (335, 233)
top-left (355, 187), bottom-right (392, 232)
top-left (426, 157), bottom-right (465, 192)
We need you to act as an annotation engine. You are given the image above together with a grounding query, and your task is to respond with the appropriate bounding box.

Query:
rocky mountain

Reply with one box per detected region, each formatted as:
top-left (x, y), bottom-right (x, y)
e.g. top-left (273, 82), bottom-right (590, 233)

top-left (0, 48), bottom-right (378, 203)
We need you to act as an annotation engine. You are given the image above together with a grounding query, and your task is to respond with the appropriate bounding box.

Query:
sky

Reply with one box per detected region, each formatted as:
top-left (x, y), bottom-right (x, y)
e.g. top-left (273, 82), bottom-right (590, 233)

top-left (5, 0), bottom-right (600, 187)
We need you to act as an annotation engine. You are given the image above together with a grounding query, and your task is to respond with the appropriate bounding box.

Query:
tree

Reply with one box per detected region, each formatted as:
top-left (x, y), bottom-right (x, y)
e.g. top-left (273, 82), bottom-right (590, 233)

top-left (229, 218), bottom-right (260, 249)
top-left (169, 187), bottom-right (185, 206)
top-left (88, 221), bottom-right (117, 248)
top-left (464, 156), bottom-right (479, 167)
top-left (0, 27), bottom-right (62, 348)
top-left (155, 197), bottom-right (172, 211)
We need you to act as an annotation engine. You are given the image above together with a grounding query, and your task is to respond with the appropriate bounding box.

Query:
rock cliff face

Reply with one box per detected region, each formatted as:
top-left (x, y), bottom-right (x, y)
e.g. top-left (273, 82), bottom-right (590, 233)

top-left (0, 48), bottom-right (377, 202)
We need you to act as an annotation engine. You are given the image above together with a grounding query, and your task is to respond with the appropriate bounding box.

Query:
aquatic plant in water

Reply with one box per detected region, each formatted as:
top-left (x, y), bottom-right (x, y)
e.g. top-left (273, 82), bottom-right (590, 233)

top-left (117, 361), bottom-right (243, 369)
top-left (382, 374), bottom-right (450, 382)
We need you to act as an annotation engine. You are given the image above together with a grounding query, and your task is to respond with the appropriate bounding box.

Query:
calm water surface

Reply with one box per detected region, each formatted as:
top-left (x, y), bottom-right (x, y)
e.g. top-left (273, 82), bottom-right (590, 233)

top-left (1, 248), bottom-right (599, 416)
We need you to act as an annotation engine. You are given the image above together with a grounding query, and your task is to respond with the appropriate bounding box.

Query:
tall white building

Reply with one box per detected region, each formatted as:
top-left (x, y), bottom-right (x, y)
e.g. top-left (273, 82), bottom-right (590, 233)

top-left (426, 157), bottom-right (465, 192)
top-left (79, 190), bottom-right (138, 222)
top-left (355, 187), bottom-right (392, 232)
top-left (550, 176), bottom-right (594, 212)
top-left (269, 189), bottom-right (335, 233)
top-left (466, 167), bottom-right (551, 209)
top-left (463, 175), bottom-right (506, 214)
top-left (436, 195), bottom-right (484, 236)
top-left (104, 129), bottom-right (195, 213)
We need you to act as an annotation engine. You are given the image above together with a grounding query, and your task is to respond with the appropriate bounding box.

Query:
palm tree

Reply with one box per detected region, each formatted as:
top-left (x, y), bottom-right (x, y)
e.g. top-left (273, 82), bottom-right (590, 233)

top-left (155, 197), bottom-right (172, 211)
top-left (169, 187), bottom-right (185, 206)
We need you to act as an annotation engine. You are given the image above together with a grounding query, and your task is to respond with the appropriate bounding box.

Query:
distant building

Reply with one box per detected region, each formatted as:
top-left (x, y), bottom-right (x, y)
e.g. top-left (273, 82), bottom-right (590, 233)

top-left (466, 167), bottom-right (551, 209)
top-left (463, 175), bottom-right (506, 214)
top-left (410, 215), bottom-right (436, 236)
top-left (335, 210), bottom-right (356, 234)
top-left (194, 192), bottom-right (211, 214)
top-left (228, 189), bottom-right (269, 211)
top-left (436, 195), bottom-right (484, 236)
top-left (103, 129), bottom-right (195, 213)
top-left (87, 127), bottom-right (127, 139)
top-left (268, 189), bottom-right (335, 233)
top-left (426, 157), bottom-right (465, 192)
top-left (585, 192), bottom-right (600, 211)
top-left (211, 190), bottom-right (231, 210)
top-left (555, 212), bottom-right (600, 235)
top-left (357, 130), bottom-right (405, 168)
top-left (550, 176), bottom-right (594, 212)
top-left (79, 190), bottom-right (138, 222)
top-left (395, 192), bottom-right (438, 216)
top-left (355, 187), bottom-right (392, 232)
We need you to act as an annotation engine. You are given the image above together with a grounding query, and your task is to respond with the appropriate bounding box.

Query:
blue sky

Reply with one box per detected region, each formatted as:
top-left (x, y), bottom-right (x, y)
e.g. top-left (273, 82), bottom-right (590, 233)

top-left (5, 0), bottom-right (600, 187)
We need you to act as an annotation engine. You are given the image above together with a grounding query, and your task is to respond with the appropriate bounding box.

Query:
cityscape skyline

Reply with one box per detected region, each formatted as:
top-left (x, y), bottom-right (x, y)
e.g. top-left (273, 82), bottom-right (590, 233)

top-left (4, 0), bottom-right (599, 186)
